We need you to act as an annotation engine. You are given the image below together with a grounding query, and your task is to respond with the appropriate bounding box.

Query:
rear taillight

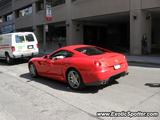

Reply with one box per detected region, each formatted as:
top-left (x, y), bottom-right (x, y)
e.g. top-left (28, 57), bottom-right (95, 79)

top-left (94, 61), bottom-right (102, 67)
top-left (36, 43), bottom-right (39, 48)
top-left (11, 46), bottom-right (15, 52)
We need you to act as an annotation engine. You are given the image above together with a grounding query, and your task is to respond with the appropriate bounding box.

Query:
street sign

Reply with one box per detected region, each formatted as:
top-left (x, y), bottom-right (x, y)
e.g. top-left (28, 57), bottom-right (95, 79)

top-left (44, 25), bottom-right (48, 32)
top-left (45, 4), bottom-right (52, 21)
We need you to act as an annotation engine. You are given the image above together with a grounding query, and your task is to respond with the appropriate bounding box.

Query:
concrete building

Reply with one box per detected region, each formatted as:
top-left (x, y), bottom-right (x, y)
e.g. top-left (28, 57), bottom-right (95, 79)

top-left (0, 0), bottom-right (160, 55)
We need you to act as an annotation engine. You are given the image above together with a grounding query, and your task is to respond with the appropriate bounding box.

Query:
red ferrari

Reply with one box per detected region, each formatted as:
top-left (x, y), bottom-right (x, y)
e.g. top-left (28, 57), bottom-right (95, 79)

top-left (28, 45), bottom-right (128, 90)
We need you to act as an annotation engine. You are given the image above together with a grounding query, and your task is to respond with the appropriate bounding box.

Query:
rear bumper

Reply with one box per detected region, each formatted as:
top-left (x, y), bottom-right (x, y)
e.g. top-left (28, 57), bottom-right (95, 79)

top-left (81, 62), bottom-right (128, 86)
top-left (85, 72), bottom-right (129, 86)
top-left (12, 51), bottom-right (39, 59)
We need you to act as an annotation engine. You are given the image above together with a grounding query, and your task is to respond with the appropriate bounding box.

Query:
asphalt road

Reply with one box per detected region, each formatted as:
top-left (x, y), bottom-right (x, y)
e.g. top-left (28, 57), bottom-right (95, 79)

top-left (0, 60), bottom-right (160, 120)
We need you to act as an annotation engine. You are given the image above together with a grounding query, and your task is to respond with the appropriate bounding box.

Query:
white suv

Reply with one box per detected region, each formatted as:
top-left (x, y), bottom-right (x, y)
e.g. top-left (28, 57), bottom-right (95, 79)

top-left (0, 32), bottom-right (39, 64)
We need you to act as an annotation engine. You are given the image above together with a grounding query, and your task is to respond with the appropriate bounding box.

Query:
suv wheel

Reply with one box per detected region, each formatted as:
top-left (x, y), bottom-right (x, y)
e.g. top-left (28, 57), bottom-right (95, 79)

top-left (5, 54), bottom-right (13, 65)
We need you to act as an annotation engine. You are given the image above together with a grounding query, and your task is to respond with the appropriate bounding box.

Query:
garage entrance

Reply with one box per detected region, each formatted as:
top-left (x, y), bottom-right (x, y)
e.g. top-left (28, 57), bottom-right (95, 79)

top-left (151, 10), bottom-right (160, 55)
top-left (46, 23), bottom-right (66, 52)
top-left (84, 23), bottom-right (129, 53)
top-left (80, 13), bottom-right (130, 53)
top-left (37, 22), bottom-right (66, 53)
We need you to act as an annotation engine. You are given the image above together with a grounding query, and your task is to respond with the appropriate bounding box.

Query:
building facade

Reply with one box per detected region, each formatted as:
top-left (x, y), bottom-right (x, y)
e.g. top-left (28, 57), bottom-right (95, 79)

top-left (0, 0), bottom-right (160, 55)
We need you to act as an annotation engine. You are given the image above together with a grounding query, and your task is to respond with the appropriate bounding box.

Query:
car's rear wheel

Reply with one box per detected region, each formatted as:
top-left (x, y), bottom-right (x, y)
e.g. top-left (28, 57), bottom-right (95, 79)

top-left (67, 69), bottom-right (84, 90)
top-left (29, 63), bottom-right (38, 77)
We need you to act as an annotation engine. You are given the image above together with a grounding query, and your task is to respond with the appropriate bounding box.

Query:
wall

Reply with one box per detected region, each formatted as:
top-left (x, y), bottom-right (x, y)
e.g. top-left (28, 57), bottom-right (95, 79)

top-left (142, 0), bottom-right (160, 9)
top-left (71, 0), bottom-right (130, 20)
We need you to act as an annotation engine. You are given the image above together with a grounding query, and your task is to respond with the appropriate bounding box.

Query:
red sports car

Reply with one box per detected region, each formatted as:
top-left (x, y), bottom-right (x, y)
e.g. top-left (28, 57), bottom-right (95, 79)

top-left (28, 45), bottom-right (128, 90)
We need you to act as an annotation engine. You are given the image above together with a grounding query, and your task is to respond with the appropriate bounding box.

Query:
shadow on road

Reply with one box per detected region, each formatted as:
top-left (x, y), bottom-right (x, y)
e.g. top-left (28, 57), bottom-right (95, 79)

top-left (145, 83), bottom-right (160, 88)
top-left (20, 73), bottom-right (119, 94)
top-left (129, 62), bottom-right (160, 68)
top-left (0, 59), bottom-right (28, 66)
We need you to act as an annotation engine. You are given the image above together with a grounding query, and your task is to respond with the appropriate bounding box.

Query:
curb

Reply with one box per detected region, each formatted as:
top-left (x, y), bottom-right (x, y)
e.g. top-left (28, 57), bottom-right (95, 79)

top-left (128, 61), bottom-right (160, 66)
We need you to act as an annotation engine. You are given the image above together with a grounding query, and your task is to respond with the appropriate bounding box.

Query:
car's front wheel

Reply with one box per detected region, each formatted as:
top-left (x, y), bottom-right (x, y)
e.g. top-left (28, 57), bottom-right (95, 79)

top-left (67, 69), bottom-right (84, 90)
top-left (29, 63), bottom-right (38, 77)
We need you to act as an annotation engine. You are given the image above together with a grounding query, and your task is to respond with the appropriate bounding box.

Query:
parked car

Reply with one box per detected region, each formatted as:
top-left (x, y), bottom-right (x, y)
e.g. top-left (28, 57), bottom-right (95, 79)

top-left (0, 32), bottom-right (39, 64)
top-left (28, 45), bottom-right (128, 90)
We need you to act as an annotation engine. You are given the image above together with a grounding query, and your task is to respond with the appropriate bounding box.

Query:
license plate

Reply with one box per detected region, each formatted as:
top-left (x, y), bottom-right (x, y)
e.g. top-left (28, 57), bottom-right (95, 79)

top-left (114, 64), bottom-right (121, 70)
top-left (28, 45), bottom-right (33, 49)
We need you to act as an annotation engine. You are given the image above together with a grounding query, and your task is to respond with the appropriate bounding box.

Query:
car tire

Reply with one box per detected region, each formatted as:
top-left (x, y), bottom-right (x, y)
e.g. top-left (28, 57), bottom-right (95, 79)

top-left (5, 54), bottom-right (13, 65)
top-left (29, 63), bottom-right (38, 78)
top-left (67, 69), bottom-right (84, 90)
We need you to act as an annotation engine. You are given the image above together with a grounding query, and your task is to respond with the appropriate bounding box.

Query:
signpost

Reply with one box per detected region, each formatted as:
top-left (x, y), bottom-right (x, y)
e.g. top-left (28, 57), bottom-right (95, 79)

top-left (44, 24), bottom-right (48, 32)
top-left (43, 0), bottom-right (53, 52)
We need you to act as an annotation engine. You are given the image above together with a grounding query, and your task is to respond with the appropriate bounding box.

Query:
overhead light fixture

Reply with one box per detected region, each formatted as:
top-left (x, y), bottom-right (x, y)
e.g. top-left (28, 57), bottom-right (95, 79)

top-left (133, 15), bottom-right (137, 20)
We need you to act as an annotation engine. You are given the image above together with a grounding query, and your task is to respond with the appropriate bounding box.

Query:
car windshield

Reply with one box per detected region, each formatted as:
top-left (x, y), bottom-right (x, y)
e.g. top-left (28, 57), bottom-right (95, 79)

top-left (75, 47), bottom-right (106, 56)
top-left (25, 34), bottom-right (34, 42)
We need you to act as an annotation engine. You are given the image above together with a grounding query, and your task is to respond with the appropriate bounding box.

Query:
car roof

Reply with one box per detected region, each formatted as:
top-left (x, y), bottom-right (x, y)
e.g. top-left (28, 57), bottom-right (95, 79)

top-left (61, 44), bottom-right (93, 51)
top-left (0, 32), bottom-right (34, 36)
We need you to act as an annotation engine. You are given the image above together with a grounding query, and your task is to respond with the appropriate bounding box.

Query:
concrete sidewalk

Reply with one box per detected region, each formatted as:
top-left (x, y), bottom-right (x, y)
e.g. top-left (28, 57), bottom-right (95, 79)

top-left (127, 55), bottom-right (160, 65)
top-left (39, 51), bottom-right (160, 65)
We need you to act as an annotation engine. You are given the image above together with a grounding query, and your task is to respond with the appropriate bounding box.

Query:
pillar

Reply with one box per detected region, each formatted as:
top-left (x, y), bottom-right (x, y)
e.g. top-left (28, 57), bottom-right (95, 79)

top-left (43, 24), bottom-right (47, 52)
top-left (32, 2), bottom-right (36, 29)
top-left (130, 0), bottom-right (151, 55)
top-left (12, 0), bottom-right (16, 32)
top-left (65, 0), bottom-right (83, 45)
top-left (66, 21), bottom-right (83, 45)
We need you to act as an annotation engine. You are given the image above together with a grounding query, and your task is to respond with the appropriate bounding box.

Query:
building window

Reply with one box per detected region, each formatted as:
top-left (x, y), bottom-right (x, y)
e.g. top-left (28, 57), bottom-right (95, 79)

top-left (46, 0), bottom-right (65, 7)
top-left (36, 0), bottom-right (44, 11)
top-left (4, 13), bottom-right (13, 22)
top-left (6, 14), bottom-right (13, 21)
top-left (17, 6), bottom-right (32, 18)
top-left (0, 17), bottom-right (3, 23)
top-left (1, 24), bottom-right (14, 34)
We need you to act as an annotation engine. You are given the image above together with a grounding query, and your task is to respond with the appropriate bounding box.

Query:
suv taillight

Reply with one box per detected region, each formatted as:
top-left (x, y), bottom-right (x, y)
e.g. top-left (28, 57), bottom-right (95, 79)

top-left (11, 46), bottom-right (15, 52)
top-left (36, 43), bottom-right (39, 48)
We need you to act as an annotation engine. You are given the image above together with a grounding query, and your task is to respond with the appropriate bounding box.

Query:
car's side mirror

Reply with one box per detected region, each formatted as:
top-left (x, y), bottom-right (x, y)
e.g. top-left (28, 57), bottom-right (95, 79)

top-left (43, 55), bottom-right (49, 59)
top-left (53, 55), bottom-right (65, 60)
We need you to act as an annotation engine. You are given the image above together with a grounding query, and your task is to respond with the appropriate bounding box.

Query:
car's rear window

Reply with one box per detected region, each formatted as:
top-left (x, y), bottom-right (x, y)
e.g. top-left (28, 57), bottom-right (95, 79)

top-left (25, 34), bottom-right (34, 42)
top-left (15, 35), bottom-right (25, 43)
top-left (75, 47), bottom-right (106, 56)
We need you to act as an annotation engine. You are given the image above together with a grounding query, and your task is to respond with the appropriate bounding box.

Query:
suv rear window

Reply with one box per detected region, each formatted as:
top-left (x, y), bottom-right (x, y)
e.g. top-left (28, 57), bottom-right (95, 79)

top-left (75, 47), bottom-right (106, 56)
top-left (25, 34), bottom-right (34, 42)
top-left (15, 35), bottom-right (25, 43)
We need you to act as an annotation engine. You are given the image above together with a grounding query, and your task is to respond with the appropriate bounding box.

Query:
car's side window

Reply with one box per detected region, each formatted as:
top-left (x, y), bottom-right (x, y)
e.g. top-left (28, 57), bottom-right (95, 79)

top-left (50, 50), bottom-right (73, 60)
top-left (15, 35), bottom-right (25, 43)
